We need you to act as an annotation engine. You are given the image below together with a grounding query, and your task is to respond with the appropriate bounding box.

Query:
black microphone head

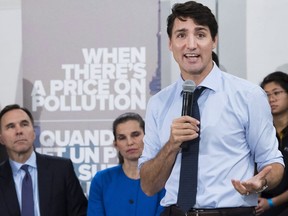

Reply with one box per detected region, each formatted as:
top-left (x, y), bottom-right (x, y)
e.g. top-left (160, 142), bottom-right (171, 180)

top-left (182, 80), bottom-right (196, 93)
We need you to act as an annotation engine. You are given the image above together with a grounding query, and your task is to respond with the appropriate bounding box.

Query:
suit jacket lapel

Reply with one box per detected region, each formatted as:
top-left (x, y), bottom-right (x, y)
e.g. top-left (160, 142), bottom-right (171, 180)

top-left (37, 153), bottom-right (53, 216)
top-left (0, 161), bottom-right (21, 215)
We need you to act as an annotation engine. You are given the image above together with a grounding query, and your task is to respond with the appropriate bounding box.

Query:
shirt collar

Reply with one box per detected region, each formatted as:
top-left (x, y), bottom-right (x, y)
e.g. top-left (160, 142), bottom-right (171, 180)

top-left (177, 63), bottom-right (222, 96)
top-left (10, 151), bottom-right (37, 174)
top-left (199, 63), bottom-right (222, 93)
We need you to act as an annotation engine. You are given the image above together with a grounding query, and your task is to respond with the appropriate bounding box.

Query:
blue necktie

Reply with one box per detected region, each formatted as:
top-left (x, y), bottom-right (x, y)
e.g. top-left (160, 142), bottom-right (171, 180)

top-left (177, 87), bottom-right (206, 212)
top-left (21, 164), bottom-right (35, 216)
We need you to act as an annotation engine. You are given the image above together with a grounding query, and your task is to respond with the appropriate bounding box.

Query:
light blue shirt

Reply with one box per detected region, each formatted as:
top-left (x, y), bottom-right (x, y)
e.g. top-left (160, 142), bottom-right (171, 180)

top-left (139, 65), bottom-right (284, 208)
top-left (10, 151), bottom-right (40, 216)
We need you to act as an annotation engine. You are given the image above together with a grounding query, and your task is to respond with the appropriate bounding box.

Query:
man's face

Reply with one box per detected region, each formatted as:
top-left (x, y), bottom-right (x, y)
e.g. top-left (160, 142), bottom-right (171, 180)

top-left (169, 17), bottom-right (217, 82)
top-left (0, 109), bottom-right (35, 158)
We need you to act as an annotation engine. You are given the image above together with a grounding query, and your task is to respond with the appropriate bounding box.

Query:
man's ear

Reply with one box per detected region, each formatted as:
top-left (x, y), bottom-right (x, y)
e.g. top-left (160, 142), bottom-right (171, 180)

top-left (168, 39), bottom-right (172, 51)
top-left (212, 35), bottom-right (218, 49)
top-left (33, 129), bottom-right (36, 142)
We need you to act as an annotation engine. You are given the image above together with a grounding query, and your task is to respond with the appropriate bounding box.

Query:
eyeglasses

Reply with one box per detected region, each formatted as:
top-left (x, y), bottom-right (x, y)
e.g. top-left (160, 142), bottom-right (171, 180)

top-left (266, 90), bottom-right (286, 99)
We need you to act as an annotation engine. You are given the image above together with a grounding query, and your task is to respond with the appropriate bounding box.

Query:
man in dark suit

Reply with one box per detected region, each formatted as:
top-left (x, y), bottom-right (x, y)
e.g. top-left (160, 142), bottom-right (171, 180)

top-left (0, 104), bottom-right (87, 216)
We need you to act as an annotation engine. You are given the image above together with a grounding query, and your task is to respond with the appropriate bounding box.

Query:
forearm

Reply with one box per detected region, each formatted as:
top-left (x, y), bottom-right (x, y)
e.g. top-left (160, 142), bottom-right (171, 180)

top-left (271, 190), bottom-right (288, 207)
top-left (140, 141), bottom-right (179, 196)
top-left (265, 163), bottom-right (284, 190)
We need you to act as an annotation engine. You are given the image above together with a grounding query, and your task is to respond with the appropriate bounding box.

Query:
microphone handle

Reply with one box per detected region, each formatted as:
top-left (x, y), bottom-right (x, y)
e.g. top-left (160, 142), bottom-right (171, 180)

top-left (182, 91), bottom-right (194, 116)
top-left (181, 91), bottom-right (194, 149)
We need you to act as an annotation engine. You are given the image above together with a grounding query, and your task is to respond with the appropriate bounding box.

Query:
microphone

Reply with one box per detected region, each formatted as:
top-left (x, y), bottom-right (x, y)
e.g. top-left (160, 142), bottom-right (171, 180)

top-left (181, 80), bottom-right (196, 148)
top-left (182, 80), bottom-right (196, 116)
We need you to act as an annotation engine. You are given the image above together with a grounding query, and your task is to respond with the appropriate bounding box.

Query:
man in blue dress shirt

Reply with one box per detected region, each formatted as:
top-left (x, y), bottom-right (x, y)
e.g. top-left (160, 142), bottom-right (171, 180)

top-left (139, 1), bottom-right (284, 216)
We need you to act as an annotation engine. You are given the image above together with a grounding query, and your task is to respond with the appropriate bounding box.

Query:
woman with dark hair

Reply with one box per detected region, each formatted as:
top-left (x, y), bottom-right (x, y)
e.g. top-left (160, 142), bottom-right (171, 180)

top-left (87, 112), bottom-right (165, 216)
top-left (256, 71), bottom-right (288, 216)
top-left (112, 112), bottom-right (145, 165)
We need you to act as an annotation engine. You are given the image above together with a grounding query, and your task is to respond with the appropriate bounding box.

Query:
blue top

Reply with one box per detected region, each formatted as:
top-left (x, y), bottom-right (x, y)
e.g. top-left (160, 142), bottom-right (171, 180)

top-left (87, 165), bottom-right (165, 216)
top-left (138, 64), bottom-right (284, 208)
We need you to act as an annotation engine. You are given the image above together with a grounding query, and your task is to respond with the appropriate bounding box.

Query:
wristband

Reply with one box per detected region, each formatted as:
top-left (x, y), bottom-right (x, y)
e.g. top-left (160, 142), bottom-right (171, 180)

top-left (267, 198), bottom-right (274, 208)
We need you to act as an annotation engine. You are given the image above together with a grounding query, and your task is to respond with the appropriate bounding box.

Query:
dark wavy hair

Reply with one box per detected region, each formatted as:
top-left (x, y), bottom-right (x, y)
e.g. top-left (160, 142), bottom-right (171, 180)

top-left (167, 0), bottom-right (218, 40)
top-left (112, 112), bottom-right (145, 164)
top-left (260, 71), bottom-right (288, 92)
